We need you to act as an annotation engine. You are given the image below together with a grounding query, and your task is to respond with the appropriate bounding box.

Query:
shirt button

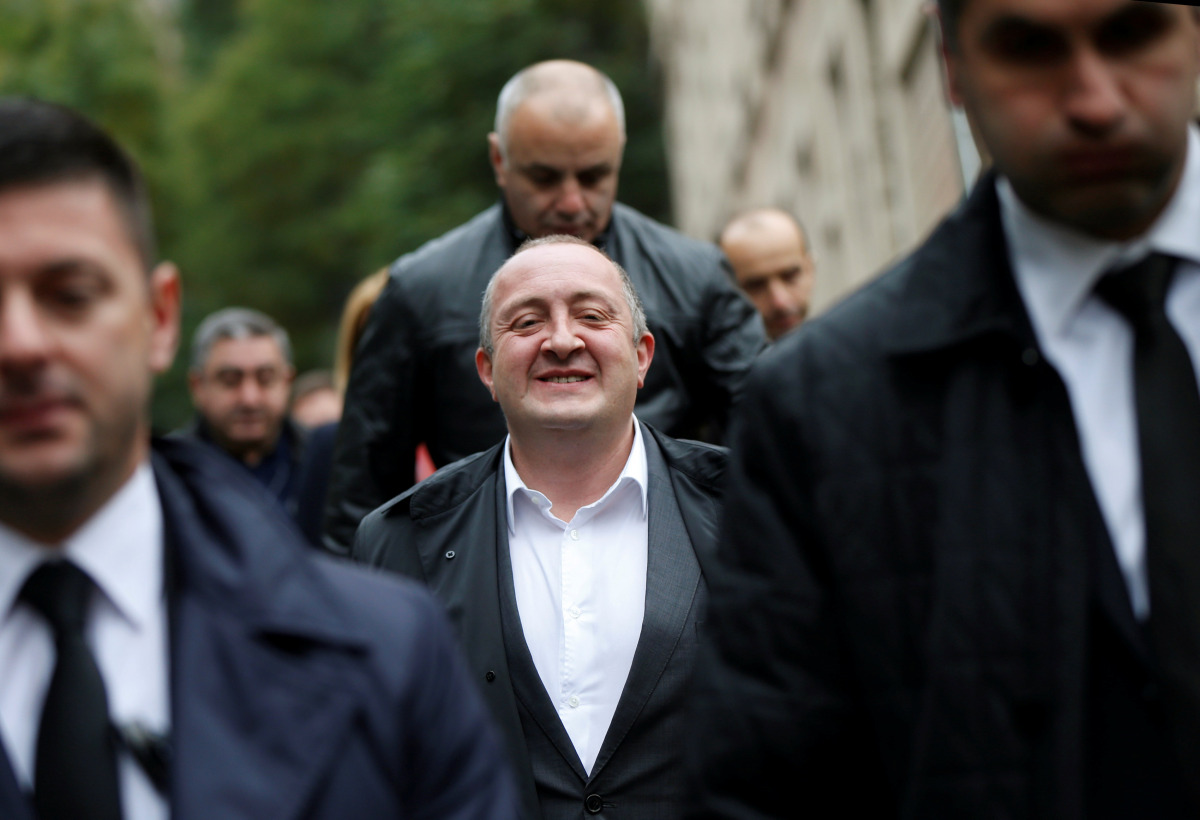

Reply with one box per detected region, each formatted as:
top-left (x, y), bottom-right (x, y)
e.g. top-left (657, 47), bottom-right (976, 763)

top-left (569, 696), bottom-right (580, 708)
top-left (569, 607), bottom-right (581, 619)
top-left (570, 529), bottom-right (579, 541)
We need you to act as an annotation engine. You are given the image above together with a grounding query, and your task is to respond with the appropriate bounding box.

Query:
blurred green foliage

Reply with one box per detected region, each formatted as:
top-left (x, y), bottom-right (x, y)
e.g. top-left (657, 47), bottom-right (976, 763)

top-left (0, 0), bottom-right (669, 429)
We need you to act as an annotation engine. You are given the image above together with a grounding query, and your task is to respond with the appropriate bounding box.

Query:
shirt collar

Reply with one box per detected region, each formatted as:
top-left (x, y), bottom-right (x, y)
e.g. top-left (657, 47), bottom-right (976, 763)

top-left (0, 462), bottom-right (163, 630)
top-left (504, 417), bottom-right (648, 533)
top-left (1001, 123), bottom-right (1200, 341)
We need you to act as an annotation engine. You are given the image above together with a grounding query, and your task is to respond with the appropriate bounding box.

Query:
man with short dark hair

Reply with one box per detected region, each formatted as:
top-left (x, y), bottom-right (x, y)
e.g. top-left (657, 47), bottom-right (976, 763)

top-left (719, 208), bottom-right (815, 340)
top-left (691, 1), bottom-right (1200, 817)
top-left (0, 97), bottom-right (517, 820)
top-left (324, 59), bottom-right (764, 554)
top-left (356, 236), bottom-right (727, 820)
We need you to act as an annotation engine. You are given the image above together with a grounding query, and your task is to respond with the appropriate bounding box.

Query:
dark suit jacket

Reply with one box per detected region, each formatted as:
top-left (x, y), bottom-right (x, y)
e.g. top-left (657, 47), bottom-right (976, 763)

top-left (354, 423), bottom-right (727, 819)
top-left (689, 174), bottom-right (1187, 819)
top-left (323, 201), bottom-right (764, 553)
top-left (0, 437), bottom-right (519, 820)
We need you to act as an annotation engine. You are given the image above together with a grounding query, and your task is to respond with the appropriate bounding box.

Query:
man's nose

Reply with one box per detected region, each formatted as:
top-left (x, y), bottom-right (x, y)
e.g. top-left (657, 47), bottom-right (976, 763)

top-left (543, 317), bottom-right (585, 357)
top-left (1063, 48), bottom-right (1126, 137)
top-left (767, 277), bottom-right (797, 314)
top-left (555, 177), bottom-right (585, 216)
top-left (0, 293), bottom-right (51, 369)
top-left (234, 377), bottom-right (265, 405)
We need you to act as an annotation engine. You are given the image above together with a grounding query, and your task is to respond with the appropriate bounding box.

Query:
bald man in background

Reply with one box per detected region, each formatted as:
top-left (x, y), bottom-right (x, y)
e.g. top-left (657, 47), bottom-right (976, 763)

top-left (324, 59), bottom-right (764, 553)
top-left (719, 208), bottom-right (815, 341)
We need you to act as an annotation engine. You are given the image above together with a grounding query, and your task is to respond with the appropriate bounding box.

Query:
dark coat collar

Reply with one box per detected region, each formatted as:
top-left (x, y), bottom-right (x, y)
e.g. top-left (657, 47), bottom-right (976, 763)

top-left (152, 437), bottom-right (378, 820)
top-left (398, 422), bottom-right (725, 526)
top-left (866, 171), bottom-right (1039, 357)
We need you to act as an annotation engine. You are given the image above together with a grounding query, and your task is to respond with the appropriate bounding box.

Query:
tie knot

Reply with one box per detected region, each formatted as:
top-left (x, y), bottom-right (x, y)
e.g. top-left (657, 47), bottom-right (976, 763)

top-left (20, 561), bottom-right (94, 638)
top-left (1095, 253), bottom-right (1176, 328)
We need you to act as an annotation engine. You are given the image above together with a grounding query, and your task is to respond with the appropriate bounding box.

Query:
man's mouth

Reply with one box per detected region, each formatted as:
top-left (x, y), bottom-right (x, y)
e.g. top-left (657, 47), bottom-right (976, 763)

top-left (541, 375), bottom-right (589, 383)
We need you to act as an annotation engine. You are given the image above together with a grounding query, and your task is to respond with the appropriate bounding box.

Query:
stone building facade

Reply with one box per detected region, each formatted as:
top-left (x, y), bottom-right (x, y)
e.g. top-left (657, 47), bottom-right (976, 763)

top-left (645, 0), bottom-right (979, 314)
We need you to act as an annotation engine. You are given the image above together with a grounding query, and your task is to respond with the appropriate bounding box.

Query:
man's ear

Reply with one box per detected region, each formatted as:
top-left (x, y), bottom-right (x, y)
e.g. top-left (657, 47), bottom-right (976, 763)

top-left (635, 331), bottom-right (655, 389)
top-left (148, 261), bottom-right (181, 376)
top-left (487, 133), bottom-right (507, 189)
top-left (476, 347), bottom-right (498, 402)
top-left (937, 7), bottom-right (965, 107)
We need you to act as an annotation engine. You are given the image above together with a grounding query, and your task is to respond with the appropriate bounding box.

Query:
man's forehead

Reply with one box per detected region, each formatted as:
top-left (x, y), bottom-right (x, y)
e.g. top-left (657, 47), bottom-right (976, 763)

top-left (958, 0), bottom-right (1169, 31)
top-left (506, 95), bottom-right (622, 149)
top-left (205, 335), bottom-right (286, 367)
top-left (495, 247), bottom-right (622, 301)
top-left (0, 179), bottom-right (140, 271)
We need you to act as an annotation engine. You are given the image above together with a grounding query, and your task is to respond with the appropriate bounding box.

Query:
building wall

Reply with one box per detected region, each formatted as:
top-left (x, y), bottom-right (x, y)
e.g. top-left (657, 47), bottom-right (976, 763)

top-left (645, 0), bottom-right (971, 314)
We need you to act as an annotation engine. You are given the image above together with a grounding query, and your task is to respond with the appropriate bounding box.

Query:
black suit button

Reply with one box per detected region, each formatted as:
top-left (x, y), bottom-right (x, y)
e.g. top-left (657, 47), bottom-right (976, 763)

top-left (485, 670), bottom-right (496, 683)
top-left (584, 793), bottom-right (604, 814)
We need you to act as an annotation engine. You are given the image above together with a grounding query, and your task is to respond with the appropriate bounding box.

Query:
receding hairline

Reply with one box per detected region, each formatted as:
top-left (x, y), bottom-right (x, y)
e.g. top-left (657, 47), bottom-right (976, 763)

top-left (478, 236), bottom-right (648, 355)
top-left (720, 208), bottom-right (809, 251)
top-left (493, 60), bottom-right (626, 156)
top-left (492, 240), bottom-right (623, 302)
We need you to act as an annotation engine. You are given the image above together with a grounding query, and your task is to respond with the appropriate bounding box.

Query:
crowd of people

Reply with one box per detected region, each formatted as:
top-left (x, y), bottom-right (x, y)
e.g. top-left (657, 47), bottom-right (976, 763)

top-left (0, 0), bottom-right (1199, 818)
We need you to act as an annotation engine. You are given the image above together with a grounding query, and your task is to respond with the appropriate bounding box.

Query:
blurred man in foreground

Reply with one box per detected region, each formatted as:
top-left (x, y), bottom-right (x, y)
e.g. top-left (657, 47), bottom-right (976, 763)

top-left (692, 1), bottom-right (1200, 817)
top-left (0, 97), bottom-right (517, 820)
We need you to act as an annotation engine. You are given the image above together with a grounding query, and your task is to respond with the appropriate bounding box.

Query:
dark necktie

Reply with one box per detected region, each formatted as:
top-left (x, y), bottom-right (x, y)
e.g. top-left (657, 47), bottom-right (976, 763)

top-left (1096, 253), bottom-right (1200, 795)
top-left (21, 561), bottom-right (122, 820)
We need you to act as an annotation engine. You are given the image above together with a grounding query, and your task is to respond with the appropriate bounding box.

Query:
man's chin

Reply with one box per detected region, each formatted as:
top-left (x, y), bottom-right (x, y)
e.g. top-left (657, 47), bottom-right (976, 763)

top-left (1018, 173), bottom-right (1177, 241)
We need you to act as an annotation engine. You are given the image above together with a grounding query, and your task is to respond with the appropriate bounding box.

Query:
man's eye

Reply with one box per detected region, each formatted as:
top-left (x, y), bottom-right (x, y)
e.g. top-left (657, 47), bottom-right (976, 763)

top-left (577, 169), bottom-right (610, 188)
top-left (527, 170), bottom-right (561, 187)
top-left (987, 25), bottom-right (1067, 65)
top-left (46, 283), bottom-right (100, 310)
top-left (1098, 8), bottom-right (1170, 57)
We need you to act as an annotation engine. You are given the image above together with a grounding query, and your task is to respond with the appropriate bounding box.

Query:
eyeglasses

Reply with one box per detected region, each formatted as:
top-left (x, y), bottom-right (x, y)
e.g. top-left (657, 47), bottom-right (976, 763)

top-left (207, 366), bottom-right (287, 390)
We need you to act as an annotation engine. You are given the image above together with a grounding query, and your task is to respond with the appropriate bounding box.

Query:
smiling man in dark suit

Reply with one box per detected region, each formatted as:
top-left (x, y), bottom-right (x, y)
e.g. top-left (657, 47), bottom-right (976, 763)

top-left (690, 1), bottom-right (1200, 818)
top-left (355, 235), bottom-right (727, 820)
top-left (0, 97), bottom-right (517, 820)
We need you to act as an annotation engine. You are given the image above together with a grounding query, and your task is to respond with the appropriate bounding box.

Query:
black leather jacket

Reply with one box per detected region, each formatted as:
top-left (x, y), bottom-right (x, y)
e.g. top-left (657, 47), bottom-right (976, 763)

top-left (323, 202), bottom-right (764, 553)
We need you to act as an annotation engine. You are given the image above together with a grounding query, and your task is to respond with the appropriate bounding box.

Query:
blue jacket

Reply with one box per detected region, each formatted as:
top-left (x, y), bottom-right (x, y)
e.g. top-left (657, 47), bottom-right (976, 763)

top-left (0, 437), bottom-right (520, 820)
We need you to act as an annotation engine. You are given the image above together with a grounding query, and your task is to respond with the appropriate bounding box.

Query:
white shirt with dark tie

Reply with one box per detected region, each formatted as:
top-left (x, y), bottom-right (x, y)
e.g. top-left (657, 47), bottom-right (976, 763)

top-left (0, 462), bottom-right (170, 819)
top-left (1001, 123), bottom-right (1200, 620)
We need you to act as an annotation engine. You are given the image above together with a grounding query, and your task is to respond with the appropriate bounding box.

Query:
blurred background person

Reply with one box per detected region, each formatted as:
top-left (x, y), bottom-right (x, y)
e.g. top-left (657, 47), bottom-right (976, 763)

top-left (719, 208), bottom-right (815, 341)
top-left (293, 267), bottom-right (436, 548)
top-left (290, 369), bottom-right (342, 429)
top-left (179, 307), bottom-right (305, 517)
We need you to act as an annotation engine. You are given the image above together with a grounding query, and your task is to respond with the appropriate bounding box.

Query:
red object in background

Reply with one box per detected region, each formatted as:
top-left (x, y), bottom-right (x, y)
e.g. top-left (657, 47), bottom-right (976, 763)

top-left (415, 443), bottom-right (436, 482)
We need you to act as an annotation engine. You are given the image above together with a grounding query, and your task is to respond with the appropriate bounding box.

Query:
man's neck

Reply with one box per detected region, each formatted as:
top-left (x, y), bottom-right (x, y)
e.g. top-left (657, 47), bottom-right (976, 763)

top-left (509, 421), bottom-right (635, 522)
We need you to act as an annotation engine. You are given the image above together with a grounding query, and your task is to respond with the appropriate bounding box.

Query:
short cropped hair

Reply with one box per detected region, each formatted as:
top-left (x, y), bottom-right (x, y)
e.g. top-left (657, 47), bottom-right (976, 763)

top-left (493, 64), bottom-right (626, 160)
top-left (0, 97), bottom-right (157, 271)
top-left (478, 234), bottom-right (648, 356)
top-left (190, 307), bottom-right (293, 374)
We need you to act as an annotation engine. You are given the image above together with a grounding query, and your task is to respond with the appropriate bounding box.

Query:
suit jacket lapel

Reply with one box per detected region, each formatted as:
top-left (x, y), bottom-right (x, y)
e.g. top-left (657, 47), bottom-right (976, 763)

top-left (409, 453), bottom-right (545, 815)
top-left (590, 429), bottom-right (702, 778)
top-left (153, 450), bottom-right (370, 820)
top-left (493, 475), bottom-right (589, 783)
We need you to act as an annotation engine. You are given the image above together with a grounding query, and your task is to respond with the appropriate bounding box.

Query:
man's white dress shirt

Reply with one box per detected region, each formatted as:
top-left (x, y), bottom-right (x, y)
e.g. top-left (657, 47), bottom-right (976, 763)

top-left (505, 419), bottom-right (649, 774)
top-left (0, 462), bottom-right (170, 819)
top-left (1001, 123), bottom-right (1200, 619)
